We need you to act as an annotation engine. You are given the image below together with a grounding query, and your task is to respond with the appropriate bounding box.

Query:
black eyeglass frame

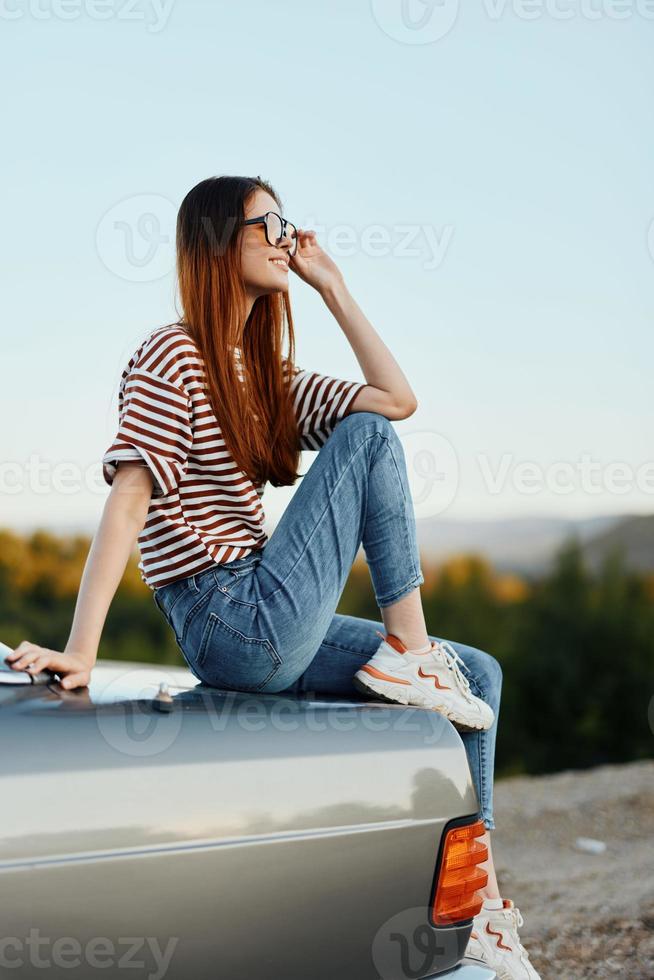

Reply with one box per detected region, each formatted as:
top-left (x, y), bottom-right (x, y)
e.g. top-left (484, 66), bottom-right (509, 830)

top-left (242, 211), bottom-right (298, 257)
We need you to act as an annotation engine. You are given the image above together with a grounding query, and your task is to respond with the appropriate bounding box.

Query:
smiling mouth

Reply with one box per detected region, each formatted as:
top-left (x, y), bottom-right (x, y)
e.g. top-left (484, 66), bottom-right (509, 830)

top-left (269, 258), bottom-right (289, 268)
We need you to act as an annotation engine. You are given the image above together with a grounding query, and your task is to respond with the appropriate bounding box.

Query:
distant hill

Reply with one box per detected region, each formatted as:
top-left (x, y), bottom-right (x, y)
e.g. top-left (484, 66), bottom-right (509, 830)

top-left (416, 514), bottom-right (646, 574)
top-left (581, 514), bottom-right (654, 574)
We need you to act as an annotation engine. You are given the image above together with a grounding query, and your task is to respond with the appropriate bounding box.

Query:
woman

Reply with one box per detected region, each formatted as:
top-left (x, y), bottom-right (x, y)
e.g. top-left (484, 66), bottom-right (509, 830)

top-left (6, 176), bottom-right (539, 979)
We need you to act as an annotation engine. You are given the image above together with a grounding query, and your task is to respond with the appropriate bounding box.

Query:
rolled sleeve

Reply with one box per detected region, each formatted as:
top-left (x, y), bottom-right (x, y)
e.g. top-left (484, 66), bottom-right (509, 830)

top-left (290, 365), bottom-right (366, 451)
top-left (102, 369), bottom-right (193, 498)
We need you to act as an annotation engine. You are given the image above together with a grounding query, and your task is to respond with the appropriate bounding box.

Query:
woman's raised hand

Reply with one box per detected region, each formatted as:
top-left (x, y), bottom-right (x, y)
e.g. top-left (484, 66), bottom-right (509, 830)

top-left (289, 228), bottom-right (345, 295)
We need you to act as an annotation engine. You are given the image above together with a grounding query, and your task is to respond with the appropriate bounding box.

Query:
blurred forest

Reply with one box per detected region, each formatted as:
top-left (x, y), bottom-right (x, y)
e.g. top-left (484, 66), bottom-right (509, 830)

top-left (1, 527), bottom-right (652, 778)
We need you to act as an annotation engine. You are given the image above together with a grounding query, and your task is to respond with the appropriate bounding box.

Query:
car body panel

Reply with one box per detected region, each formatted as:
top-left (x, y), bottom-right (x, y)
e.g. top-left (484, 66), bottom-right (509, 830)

top-left (1, 661), bottom-right (488, 979)
top-left (444, 965), bottom-right (496, 979)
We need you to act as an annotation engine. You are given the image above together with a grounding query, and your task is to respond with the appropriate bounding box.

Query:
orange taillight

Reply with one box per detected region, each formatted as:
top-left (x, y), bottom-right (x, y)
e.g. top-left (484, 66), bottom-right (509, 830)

top-left (431, 819), bottom-right (488, 926)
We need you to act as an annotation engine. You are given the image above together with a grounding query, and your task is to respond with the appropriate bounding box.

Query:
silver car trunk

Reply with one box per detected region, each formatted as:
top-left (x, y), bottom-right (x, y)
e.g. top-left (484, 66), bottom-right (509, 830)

top-left (1, 661), bottom-right (480, 979)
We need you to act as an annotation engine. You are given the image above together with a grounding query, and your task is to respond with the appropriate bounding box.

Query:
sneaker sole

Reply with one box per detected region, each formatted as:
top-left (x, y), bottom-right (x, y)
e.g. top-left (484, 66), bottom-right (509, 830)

top-left (352, 671), bottom-right (490, 732)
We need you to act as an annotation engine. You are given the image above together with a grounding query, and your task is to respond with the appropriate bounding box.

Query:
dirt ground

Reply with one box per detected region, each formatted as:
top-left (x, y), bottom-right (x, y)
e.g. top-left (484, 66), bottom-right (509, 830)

top-left (490, 760), bottom-right (654, 979)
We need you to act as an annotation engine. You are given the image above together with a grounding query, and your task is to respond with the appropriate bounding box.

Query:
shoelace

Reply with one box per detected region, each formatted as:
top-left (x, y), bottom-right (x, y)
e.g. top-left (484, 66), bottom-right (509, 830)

top-left (504, 906), bottom-right (534, 967)
top-left (429, 640), bottom-right (474, 700)
top-left (507, 905), bottom-right (524, 931)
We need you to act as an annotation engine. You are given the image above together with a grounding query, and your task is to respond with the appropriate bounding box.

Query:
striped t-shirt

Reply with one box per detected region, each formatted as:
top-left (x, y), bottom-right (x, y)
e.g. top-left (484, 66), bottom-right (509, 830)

top-left (102, 325), bottom-right (366, 589)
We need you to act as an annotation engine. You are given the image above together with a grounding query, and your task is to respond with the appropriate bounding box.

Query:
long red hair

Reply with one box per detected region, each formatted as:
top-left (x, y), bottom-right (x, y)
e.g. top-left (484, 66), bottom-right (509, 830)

top-left (175, 175), bottom-right (302, 487)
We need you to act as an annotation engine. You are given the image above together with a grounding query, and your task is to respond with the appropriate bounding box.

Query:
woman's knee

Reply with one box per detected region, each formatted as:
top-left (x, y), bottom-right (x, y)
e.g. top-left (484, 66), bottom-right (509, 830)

top-left (338, 410), bottom-right (397, 439)
top-left (335, 412), bottom-right (402, 458)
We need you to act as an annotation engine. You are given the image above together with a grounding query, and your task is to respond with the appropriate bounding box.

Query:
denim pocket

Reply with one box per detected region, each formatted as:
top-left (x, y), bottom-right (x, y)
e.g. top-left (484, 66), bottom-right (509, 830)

top-left (211, 566), bottom-right (258, 609)
top-left (211, 565), bottom-right (241, 592)
top-left (178, 587), bottom-right (217, 648)
top-left (194, 613), bottom-right (282, 692)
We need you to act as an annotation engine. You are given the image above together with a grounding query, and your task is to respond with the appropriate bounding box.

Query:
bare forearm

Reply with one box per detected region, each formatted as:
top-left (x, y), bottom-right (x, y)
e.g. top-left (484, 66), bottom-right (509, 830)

top-left (6, 463), bottom-right (153, 689)
top-left (65, 493), bottom-right (147, 665)
top-left (320, 279), bottom-right (417, 410)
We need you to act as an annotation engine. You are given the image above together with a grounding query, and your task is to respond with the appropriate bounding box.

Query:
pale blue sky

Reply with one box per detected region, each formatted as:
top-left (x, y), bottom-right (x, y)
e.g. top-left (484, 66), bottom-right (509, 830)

top-left (2, 0), bottom-right (653, 533)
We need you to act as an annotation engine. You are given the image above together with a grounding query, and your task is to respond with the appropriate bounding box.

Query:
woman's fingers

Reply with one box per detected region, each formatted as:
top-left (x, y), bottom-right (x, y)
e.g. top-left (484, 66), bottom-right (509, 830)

top-left (23, 655), bottom-right (55, 674)
top-left (4, 644), bottom-right (90, 690)
top-left (60, 671), bottom-right (90, 691)
top-left (7, 644), bottom-right (62, 675)
top-left (5, 641), bottom-right (45, 669)
top-left (4, 640), bottom-right (31, 662)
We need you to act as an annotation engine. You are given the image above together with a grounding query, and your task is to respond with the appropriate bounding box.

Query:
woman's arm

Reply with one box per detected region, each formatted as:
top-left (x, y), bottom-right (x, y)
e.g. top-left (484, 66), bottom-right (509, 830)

top-left (4, 462), bottom-right (154, 689)
top-left (320, 280), bottom-right (418, 419)
top-left (290, 228), bottom-right (419, 420)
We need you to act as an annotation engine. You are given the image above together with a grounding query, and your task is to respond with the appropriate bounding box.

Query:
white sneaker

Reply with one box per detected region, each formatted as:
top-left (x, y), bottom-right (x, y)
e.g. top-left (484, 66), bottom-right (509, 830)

top-left (353, 632), bottom-right (495, 731)
top-left (465, 899), bottom-right (541, 980)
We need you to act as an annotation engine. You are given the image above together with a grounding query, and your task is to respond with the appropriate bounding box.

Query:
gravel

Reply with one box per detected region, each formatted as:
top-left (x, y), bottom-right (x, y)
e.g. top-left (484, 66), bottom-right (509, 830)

top-left (491, 759), bottom-right (654, 979)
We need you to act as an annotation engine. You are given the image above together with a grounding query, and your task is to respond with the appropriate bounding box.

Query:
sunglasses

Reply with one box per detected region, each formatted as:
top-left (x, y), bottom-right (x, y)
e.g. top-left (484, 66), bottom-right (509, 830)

top-left (242, 211), bottom-right (298, 257)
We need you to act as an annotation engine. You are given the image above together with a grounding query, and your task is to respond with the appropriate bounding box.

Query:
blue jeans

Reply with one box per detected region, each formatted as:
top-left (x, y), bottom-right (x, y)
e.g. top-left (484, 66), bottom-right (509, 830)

top-left (153, 412), bottom-right (502, 830)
